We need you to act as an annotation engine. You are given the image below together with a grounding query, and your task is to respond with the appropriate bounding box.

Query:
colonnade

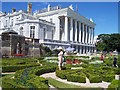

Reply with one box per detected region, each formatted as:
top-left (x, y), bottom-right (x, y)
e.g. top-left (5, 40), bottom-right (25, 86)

top-left (60, 16), bottom-right (94, 44)
top-left (59, 16), bottom-right (95, 54)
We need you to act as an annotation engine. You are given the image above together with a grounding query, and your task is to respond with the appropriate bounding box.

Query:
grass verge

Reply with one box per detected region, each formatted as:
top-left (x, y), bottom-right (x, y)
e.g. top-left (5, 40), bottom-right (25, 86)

top-left (48, 78), bottom-right (102, 90)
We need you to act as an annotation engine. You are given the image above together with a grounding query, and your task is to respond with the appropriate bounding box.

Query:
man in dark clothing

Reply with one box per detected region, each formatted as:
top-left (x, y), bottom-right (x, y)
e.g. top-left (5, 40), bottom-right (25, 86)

top-left (113, 56), bottom-right (117, 67)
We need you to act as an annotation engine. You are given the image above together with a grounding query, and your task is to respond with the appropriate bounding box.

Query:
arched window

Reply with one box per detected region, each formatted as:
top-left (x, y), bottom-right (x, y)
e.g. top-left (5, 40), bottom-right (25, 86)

top-left (19, 27), bottom-right (23, 35)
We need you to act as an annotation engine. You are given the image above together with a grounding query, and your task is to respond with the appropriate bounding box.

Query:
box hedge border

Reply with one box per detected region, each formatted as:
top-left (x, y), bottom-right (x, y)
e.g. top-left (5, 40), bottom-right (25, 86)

top-left (2, 66), bottom-right (56, 89)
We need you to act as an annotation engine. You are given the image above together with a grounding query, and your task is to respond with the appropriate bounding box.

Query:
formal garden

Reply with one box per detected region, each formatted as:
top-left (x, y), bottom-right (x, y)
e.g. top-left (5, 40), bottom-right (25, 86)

top-left (1, 53), bottom-right (120, 90)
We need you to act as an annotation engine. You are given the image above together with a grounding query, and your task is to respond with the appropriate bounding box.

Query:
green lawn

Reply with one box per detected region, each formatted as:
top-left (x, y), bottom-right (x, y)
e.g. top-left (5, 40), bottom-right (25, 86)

top-left (48, 78), bottom-right (102, 90)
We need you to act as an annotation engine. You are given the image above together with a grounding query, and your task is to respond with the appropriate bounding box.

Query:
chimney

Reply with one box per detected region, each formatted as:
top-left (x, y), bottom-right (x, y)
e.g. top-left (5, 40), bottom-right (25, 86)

top-left (12, 8), bottom-right (16, 13)
top-left (27, 2), bottom-right (32, 14)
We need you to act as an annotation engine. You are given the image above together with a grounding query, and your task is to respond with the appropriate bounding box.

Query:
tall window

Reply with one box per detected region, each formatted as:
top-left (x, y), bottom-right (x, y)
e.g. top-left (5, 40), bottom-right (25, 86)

top-left (52, 29), bottom-right (54, 40)
top-left (19, 27), bottom-right (23, 35)
top-left (43, 28), bottom-right (46, 39)
top-left (30, 26), bottom-right (35, 38)
top-left (5, 20), bottom-right (7, 27)
top-left (11, 19), bottom-right (13, 26)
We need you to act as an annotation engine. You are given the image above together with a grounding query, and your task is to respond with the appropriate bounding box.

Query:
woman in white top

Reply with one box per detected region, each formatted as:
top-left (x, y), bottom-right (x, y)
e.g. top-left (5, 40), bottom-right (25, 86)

top-left (58, 47), bottom-right (63, 70)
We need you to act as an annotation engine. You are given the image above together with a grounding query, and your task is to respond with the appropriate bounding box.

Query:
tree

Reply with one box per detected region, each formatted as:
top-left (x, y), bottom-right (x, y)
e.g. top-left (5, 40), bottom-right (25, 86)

top-left (96, 33), bottom-right (120, 52)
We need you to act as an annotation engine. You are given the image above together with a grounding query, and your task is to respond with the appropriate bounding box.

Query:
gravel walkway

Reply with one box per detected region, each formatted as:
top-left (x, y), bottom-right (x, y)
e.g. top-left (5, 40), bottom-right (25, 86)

top-left (2, 72), bottom-right (15, 75)
top-left (40, 72), bottom-right (111, 88)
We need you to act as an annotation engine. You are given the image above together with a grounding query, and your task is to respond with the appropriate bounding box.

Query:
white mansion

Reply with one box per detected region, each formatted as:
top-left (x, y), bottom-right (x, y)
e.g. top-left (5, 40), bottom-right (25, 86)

top-left (0, 4), bottom-right (96, 54)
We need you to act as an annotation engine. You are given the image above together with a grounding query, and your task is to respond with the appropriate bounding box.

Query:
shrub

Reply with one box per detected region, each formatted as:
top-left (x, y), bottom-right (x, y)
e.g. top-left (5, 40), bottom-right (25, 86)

top-left (67, 74), bottom-right (78, 82)
top-left (104, 59), bottom-right (113, 66)
top-left (102, 75), bottom-right (115, 82)
top-left (65, 64), bottom-right (72, 70)
top-left (91, 57), bottom-right (100, 60)
top-left (56, 70), bottom-right (67, 79)
top-left (28, 77), bottom-right (48, 90)
top-left (67, 74), bottom-right (86, 83)
top-left (108, 79), bottom-right (120, 90)
top-left (114, 68), bottom-right (120, 75)
top-left (118, 55), bottom-right (120, 68)
top-left (80, 64), bottom-right (88, 68)
top-left (88, 74), bottom-right (102, 83)
top-left (38, 57), bottom-right (45, 60)
top-left (2, 64), bottom-right (40, 72)
top-left (2, 75), bottom-right (27, 89)
top-left (2, 66), bottom-right (56, 89)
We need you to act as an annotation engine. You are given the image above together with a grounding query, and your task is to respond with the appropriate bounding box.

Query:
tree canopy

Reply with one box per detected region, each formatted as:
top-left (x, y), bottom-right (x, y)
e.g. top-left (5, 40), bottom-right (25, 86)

top-left (96, 33), bottom-right (120, 52)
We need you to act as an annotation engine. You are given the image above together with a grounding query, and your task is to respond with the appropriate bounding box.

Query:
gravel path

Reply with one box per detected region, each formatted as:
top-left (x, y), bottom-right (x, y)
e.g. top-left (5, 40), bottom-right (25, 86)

top-left (40, 72), bottom-right (111, 88)
top-left (2, 72), bottom-right (15, 75)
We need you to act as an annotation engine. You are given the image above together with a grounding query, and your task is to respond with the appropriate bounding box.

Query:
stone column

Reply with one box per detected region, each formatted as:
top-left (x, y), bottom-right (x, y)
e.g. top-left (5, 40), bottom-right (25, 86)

top-left (88, 27), bottom-right (91, 44)
top-left (82, 23), bottom-right (84, 43)
top-left (87, 26), bottom-right (89, 44)
top-left (79, 46), bottom-right (82, 54)
top-left (91, 28), bottom-right (94, 44)
top-left (75, 20), bottom-right (77, 42)
top-left (76, 45), bottom-right (78, 52)
top-left (83, 46), bottom-right (85, 54)
top-left (92, 28), bottom-right (94, 44)
top-left (90, 27), bottom-right (92, 44)
top-left (64, 16), bottom-right (68, 41)
top-left (79, 22), bottom-right (81, 43)
top-left (77, 22), bottom-right (79, 42)
top-left (85, 25), bottom-right (88, 43)
top-left (70, 18), bottom-right (73, 42)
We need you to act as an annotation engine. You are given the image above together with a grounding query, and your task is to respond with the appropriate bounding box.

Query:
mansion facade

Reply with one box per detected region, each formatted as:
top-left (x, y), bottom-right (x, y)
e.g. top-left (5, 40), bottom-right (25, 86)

top-left (0, 4), bottom-right (96, 55)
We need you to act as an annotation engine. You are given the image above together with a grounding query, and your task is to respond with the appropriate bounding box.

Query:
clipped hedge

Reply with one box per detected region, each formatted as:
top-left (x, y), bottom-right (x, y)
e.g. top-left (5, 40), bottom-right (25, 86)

top-left (2, 66), bottom-right (56, 89)
top-left (67, 74), bottom-right (86, 83)
top-left (102, 75), bottom-right (115, 82)
top-left (28, 77), bottom-right (49, 90)
top-left (56, 70), bottom-right (86, 83)
top-left (108, 79), bottom-right (120, 90)
top-left (56, 70), bottom-right (67, 79)
top-left (88, 74), bottom-right (102, 83)
top-left (2, 64), bottom-right (40, 72)
top-left (2, 75), bottom-right (27, 89)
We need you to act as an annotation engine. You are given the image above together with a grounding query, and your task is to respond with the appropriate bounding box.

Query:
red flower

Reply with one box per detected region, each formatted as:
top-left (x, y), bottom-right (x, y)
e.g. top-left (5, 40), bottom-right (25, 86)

top-left (15, 54), bottom-right (24, 56)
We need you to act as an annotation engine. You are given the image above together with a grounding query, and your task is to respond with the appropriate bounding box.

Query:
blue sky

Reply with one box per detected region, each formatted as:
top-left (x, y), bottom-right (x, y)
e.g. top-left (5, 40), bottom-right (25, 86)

top-left (2, 2), bottom-right (118, 36)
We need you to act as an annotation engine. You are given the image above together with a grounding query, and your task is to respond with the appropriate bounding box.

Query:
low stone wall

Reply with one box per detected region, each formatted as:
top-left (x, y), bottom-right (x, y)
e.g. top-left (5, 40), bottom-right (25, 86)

top-left (2, 47), bottom-right (40, 57)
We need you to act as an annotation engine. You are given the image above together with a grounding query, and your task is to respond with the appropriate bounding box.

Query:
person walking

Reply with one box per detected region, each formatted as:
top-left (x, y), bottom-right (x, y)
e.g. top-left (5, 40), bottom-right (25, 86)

top-left (100, 54), bottom-right (104, 62)
top-left (58, 47), bottom-right (63, 70)
top-left (113, 56), bottom-right (118, 67)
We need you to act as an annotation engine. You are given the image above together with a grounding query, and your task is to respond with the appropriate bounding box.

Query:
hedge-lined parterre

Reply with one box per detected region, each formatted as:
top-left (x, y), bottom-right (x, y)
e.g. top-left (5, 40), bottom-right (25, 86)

top-left (2, 66), bottom-right (56, 89)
